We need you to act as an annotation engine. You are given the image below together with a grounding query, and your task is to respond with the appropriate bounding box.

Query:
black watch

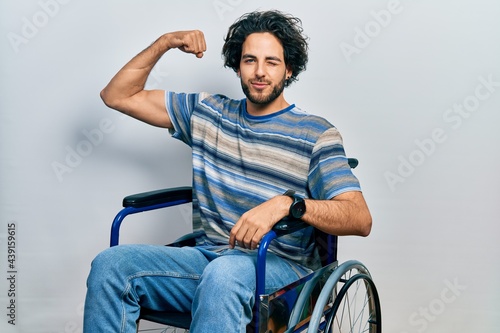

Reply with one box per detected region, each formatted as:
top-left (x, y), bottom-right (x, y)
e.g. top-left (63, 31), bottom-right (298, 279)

top-left (283, 190), bottom-right (306, 219)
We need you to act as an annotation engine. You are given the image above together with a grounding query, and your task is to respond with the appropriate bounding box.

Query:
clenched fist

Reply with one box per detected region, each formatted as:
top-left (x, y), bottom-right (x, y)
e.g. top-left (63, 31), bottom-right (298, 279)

top-left (165, 30), bottom-right (207, 58)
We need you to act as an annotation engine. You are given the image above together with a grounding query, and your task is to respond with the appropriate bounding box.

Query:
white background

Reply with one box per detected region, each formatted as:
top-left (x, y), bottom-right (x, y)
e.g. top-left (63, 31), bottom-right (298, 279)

top-left (1, 0), bottom-right (499, 332)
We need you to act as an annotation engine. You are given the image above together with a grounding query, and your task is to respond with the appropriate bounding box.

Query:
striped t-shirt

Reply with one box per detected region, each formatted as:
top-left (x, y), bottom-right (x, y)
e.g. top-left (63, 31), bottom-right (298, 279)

top-left (165, 92), bottom-right (361, 269)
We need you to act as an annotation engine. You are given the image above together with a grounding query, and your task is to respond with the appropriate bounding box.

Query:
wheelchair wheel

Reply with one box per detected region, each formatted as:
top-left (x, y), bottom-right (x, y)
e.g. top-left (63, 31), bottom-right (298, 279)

top-left (324, 272), bottom-right (381, 332)
top-left (307, 260), bottom-right (381, 333)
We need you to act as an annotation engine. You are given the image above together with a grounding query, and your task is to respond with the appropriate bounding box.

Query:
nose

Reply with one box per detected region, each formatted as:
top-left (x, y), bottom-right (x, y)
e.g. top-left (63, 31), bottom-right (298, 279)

top-left (255, 62), bottom-right (265, 78)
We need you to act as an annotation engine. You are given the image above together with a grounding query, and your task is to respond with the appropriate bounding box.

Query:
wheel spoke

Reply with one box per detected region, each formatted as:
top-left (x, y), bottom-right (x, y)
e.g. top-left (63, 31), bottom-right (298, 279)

top-left (325, 268), bottom-right (381, 333)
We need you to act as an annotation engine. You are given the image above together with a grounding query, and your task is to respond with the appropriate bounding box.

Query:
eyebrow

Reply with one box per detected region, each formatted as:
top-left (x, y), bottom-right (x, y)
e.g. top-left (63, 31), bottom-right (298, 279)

top-left (241, 54), bottom-right (283, 62)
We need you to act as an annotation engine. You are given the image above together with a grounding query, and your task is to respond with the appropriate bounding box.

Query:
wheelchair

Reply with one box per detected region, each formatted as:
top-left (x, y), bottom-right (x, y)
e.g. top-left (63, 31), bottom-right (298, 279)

top-left (109, 158), bottom-right (381, 332)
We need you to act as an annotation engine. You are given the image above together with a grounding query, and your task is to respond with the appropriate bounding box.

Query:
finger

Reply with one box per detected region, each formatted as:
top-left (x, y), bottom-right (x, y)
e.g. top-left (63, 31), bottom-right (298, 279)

top-left (196, 35), bottom-right (206, 58)
top-left (229, 222), bottom-right (241, 249)
top-left (228, 231), bottom-right (236, 249)
top-left (238, 230), bottom-right (249, 249)
top-left (236, 226), bottom-right (253, 249)
top-left (189, 30), bottom-right (205, 57)
top-left (194, 30), bottom-right (206, 51)
top-left (243, 227), bottom-right (263, 249)
top-left (249, 229), bottom-right (265, 250)
top-left (242, 232), bottom-right (253, 249)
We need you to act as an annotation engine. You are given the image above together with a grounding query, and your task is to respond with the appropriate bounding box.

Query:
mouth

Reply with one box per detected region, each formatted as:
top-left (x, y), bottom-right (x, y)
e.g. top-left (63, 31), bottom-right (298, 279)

top-left (250, 81), bottom-right (269, 90)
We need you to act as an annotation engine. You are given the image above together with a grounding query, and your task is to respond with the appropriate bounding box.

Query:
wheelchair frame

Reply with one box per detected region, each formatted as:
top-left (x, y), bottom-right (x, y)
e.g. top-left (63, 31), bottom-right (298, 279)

top-left (109, 159), bottom-right (381, 332)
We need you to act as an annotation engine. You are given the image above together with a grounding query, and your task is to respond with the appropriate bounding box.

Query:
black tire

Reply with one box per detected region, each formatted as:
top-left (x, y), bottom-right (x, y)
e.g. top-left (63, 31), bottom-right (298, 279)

top-left (325, 272), bottom-right (381, 333)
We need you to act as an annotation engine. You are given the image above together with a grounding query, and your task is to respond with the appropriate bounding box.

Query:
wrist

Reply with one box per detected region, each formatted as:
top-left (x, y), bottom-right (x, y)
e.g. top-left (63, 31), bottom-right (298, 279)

top-left (158, 33), bottom-right (175, 51)
top-left (279, 194), bottom-right (293, 218)
top-left (282, 190), bottom-right (306, 219)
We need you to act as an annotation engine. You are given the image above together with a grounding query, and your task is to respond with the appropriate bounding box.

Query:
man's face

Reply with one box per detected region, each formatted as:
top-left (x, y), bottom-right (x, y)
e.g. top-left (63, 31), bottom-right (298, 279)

top-left (238, 32), bottom-right (291, 106)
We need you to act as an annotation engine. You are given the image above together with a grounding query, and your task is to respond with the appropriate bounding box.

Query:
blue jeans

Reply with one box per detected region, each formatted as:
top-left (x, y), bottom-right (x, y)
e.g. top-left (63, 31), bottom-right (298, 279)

top-left (83, 244), bottom-right (306, 333)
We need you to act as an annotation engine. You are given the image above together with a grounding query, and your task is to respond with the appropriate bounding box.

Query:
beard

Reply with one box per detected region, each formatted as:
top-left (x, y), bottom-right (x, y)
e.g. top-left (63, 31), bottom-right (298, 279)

top-left (241, 74), bottom-right (286, 105)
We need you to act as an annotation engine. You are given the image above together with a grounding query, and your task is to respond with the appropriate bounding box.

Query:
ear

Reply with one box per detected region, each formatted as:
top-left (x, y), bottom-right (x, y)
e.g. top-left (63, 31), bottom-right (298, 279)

top-left (286, 66), bottom-right (293, 80)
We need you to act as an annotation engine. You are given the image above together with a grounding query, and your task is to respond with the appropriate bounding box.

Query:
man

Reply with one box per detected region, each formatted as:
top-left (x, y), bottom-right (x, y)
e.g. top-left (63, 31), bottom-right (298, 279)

top-left (84, 10), bottom-right (371, 333)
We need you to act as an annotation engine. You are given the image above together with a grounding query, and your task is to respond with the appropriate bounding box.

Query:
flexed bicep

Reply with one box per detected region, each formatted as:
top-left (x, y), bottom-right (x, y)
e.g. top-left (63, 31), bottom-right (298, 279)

top-left (111, 89), bottom-right (172, 128)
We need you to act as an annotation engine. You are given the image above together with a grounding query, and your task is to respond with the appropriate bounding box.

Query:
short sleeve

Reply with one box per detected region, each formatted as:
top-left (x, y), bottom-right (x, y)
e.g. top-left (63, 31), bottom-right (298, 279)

top-left (308, 128), bottom-right (361, 199)
top-left (165, 91), bottom-right (210, 146)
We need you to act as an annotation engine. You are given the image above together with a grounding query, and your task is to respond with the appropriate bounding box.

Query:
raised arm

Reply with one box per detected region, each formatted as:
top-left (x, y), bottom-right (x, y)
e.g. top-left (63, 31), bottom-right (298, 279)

top-left (100, 30), bottom-right (207, 128)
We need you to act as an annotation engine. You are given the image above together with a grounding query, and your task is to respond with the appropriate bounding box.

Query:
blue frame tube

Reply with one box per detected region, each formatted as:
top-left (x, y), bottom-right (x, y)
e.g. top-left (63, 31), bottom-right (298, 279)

top-left (255, 230), bottom-right (278, 331)
top-left (110, 199), bottom-right (191, 247)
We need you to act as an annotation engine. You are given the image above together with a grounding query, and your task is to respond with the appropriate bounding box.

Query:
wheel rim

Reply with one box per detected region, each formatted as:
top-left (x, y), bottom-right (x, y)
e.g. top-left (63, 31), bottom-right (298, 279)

top-left (325, 271), bottom-right (381, 333)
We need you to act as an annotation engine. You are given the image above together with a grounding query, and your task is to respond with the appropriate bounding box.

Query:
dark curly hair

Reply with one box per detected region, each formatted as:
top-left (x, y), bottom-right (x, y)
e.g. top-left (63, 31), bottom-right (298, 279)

top-left (222, 10), bottom-right (309, 87)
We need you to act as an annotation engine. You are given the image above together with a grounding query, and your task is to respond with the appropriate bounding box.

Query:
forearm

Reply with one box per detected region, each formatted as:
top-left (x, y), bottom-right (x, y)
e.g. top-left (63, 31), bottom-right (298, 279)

top-left (100, 34), bottom-right (171, 107)
top-left (300, 191), bottom-right (372, 237)
top-left (99, 30), bottom-right (206, 127)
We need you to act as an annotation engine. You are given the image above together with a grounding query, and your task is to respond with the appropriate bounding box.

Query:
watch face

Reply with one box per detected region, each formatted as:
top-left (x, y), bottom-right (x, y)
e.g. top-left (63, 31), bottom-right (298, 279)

top-left (292, 200), bottom-right (306, 218)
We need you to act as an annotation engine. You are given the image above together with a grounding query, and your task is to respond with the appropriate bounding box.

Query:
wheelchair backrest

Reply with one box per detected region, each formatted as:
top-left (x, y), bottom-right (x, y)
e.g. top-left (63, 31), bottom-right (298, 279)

top-left (315, 230), bottom-right (338, 267)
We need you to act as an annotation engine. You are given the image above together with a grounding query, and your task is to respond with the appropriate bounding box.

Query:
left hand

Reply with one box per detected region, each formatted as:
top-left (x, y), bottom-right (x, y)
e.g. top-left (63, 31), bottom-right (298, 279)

top-left (229, 196), bottom-right (291, 250)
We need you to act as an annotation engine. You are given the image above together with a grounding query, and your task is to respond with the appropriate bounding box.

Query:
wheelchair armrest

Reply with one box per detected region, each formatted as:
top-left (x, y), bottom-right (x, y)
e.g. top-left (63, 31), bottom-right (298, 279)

top-left (110, 186), bottom-right (192, 247)
top-left (272, 218), bottom-right (309, 234)
top-left (122, 186), bottom-right (192, 208)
